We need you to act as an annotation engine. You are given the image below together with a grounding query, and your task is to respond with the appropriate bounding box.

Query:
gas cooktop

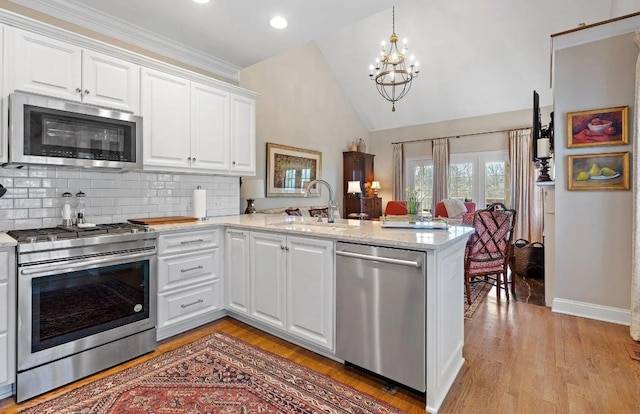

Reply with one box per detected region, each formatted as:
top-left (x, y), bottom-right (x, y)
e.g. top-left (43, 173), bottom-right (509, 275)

top-left (8, 222), bottom-right (152, 243)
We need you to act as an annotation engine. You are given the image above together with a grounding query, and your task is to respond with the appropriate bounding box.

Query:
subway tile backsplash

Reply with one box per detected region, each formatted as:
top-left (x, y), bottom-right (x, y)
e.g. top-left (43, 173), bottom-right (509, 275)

top-left (0, 166), bottom-right (240, 231)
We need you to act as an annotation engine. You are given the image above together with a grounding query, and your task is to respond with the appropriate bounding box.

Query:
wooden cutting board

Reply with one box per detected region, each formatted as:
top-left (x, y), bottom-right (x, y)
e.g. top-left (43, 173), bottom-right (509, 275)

top-left (128, 216), bottom-right (199, 225)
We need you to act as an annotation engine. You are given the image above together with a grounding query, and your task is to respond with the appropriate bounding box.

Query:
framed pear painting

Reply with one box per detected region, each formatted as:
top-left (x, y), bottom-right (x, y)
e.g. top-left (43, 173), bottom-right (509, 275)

top-left (567, 152), bottom-right (629, 191)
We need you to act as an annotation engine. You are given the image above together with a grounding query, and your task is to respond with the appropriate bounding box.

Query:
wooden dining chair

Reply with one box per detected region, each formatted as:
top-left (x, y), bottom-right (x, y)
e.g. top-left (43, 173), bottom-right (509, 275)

top-left (464, 203), bottom-right (516, 304)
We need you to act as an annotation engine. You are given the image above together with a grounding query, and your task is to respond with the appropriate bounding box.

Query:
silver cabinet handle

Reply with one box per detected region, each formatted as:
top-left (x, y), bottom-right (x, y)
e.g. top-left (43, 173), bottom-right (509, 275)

top-left (75, 87), bottom-right (82, 93)
top-left (181, 265), bottom-right (203, 273)
top-left (181, 239), bottom-right (204, 245)
top-left (285, 246), bottom-right (289, 251)
top-left (280, 245), bottom-right (285, 250)
top-left (227, 230), bottom-right (245, 236)
top-left (83, 89), bottom-right (90, 95)
top-left (187, 156), bottom-right (192, 161)
top-left (181, 298), bottom-right (203, 309)
top-left (336, 250), bottom-right (422, 268)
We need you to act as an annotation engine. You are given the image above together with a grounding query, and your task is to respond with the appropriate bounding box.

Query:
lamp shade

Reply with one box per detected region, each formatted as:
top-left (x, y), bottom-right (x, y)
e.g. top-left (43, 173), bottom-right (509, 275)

top-left (347, 181), bottom-right (362, 194)
top-left (240, 179), bottom-right (265, 200)
top-left (371, 181), bottom-right (381, 190)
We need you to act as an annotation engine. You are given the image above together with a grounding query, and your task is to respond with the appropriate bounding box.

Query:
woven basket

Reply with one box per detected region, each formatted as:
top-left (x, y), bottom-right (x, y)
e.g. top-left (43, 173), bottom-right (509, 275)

top-left (510, 239), bottom-right (545, 279)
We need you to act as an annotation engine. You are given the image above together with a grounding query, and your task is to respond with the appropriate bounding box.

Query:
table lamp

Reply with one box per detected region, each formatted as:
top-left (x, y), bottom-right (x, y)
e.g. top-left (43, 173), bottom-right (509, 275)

top-left (240, 179), bottom-right (265, 214)
top-left (347, 181), bottom-right (362, 198)
top-left (371, 181), bottom-right (381, 197)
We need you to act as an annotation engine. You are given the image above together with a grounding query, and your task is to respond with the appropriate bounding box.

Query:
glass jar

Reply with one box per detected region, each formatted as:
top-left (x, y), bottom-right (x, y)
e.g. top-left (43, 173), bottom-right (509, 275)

top-left (61, 192), bottom-right (73, 227)
top-left (75, 190), bottom-right (86, 225)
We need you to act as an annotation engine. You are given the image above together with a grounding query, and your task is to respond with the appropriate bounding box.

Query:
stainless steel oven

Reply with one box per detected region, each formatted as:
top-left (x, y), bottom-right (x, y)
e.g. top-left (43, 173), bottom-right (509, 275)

top-left (10, 224), bottom-right (157, 402)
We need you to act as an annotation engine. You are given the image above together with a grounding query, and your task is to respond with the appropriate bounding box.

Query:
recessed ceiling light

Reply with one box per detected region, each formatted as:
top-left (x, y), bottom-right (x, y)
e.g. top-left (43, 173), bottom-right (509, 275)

top-left (269, 16), bottom-right (288, 29)
top-left (193, 0), bottom-right (210, 3)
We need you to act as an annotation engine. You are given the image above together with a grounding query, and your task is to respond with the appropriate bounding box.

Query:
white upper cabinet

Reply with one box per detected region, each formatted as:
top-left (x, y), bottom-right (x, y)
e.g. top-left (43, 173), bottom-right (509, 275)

top-left (0, 24), bottom-right (5, 164)
top-left (81, 50), bottom-right (140, 112)
top-left (191, 83), bottom-right (230, 172)
top-left (142, 67), bottom-right (255, 175)
top-left (5, 27), bottom-right (140, 113)
top-left (230, 94), bottom-right (256, 174)
top-left (141, 68), bottom-right (191, 170)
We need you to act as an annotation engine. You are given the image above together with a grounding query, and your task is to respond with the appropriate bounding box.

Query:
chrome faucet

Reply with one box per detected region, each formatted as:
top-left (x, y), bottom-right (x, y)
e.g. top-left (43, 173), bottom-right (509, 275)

top-left (305, 179), bottom-right (336, 223)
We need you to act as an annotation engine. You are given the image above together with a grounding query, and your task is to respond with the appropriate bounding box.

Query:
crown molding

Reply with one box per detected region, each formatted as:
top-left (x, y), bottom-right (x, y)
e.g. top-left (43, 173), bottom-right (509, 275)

top-left (6, 0), bottom-right (240, 82)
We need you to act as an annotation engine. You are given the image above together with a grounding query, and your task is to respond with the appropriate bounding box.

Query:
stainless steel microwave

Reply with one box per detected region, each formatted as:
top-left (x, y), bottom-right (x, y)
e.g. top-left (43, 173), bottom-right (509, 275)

top-left (7, 92), bottom-right (142, 170)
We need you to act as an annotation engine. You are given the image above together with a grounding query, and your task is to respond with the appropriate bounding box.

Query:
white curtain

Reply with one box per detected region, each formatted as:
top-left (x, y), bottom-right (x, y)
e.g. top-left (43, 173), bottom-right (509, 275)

top-left (630, 32), bottom-right (640, 341)
top-left (392, 143), bottom-right (405, 200)
top-left (508, 128), bottom-right (543, 242)
top-left (432, 138), bottom-right (449, 213)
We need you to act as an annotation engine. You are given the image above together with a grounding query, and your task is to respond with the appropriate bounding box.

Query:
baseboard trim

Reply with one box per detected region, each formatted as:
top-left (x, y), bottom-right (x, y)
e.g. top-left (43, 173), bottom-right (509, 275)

top-left (0, 383), bottom-right (14, 399)
top-left (552, 298), bottom-right (631, 326)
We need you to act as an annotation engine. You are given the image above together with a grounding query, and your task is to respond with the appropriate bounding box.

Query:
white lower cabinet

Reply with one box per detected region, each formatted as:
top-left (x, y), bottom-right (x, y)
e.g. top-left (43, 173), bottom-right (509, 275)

top-left (0, 247), bottom-right (15, 394)
top-left (157, 229), bottom-right (223, 340)
top-left (225, 229), bottom-right (251, 315)
top-left (226, 229), bottom-right (335, 352)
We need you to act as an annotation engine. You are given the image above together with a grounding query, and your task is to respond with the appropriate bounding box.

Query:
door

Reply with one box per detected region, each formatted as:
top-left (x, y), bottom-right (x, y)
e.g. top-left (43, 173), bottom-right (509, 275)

top-left (230, 94), bottom-right (256, 174)
top-left (250, 232), bottom-right (286, 330)
top-left (225, 229), bottom-right (250, 315)
top-left (7, 27), bottom-right (82, 101)
top-left (82, 50), bottom-right (140, 113)
top-left (286, 236), bottom-right (334, 350)
top-left (190, 82), bottom-right (230, 172)
top-left (141, 68), bottom-right (191, 170)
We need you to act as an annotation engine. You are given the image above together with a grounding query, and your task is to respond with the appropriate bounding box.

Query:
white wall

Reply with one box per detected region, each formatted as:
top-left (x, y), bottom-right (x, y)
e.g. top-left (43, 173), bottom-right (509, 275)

top-left (553, 32), bottom-right (635, 315)
top-left (239, 42), bottom-right (370, 213)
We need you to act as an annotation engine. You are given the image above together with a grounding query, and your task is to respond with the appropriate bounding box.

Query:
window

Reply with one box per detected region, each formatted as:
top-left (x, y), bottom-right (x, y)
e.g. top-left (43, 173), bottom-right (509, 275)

top-left (406, 158), bottom-right (433, 212)
top-left (406, 151), bottom-right (510, 209)
top-left (449, 151), bottom-right (510, 208)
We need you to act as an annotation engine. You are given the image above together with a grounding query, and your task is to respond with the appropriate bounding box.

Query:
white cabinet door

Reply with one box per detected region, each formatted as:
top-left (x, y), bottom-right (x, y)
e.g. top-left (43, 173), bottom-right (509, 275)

top-left (82, 50), bottom-right (140, 113)
top-left (250, 232), bottom-right (287, 330)
top-left (230, 94), bottom-right (256, 174)
top-left (286, 237), bottom-right (334, 350)
top-left (6, 27), bottom-right (82, 101)
top-left (141, 68), bottom-right (191, 170)
top-left (190, 82), bottom-right (230, 172)
top-left (0, 248), bottom-right (15, 388)
top-left (225, 229), bottom-right (251, 315)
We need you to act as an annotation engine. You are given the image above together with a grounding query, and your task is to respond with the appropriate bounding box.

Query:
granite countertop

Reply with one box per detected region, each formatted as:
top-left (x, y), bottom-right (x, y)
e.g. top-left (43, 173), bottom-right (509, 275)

top-left (150, 214), bottom-right (474, 251)
top-left (0, 233), bottom-right (17, 247)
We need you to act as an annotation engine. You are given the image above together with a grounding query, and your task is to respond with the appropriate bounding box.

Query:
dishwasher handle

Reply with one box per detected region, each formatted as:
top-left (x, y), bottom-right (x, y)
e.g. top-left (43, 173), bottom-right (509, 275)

top-left (336, 250), bottom-right (423, 269)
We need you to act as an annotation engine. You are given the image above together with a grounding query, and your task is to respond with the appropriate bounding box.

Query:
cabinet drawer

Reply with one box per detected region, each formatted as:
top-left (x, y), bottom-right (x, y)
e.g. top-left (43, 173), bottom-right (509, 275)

top-left (159, 229), bottom-right (220, 255)
top-left (158, 280), bottom-right (222, 328)
top-left (0, 282), bottom-right (6, 332)
top-left (158, 249), bottom-right (219, 291)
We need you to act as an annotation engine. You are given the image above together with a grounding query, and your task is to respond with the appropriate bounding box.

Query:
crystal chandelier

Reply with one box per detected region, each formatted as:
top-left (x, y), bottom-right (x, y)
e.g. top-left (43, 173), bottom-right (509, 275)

top-left (369, 7), bottom-right (419, 112)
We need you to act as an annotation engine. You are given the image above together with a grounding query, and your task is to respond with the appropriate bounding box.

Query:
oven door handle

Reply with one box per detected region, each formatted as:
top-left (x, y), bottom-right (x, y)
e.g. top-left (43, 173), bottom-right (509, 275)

top-left (20, 250), bottom-right (156, 276)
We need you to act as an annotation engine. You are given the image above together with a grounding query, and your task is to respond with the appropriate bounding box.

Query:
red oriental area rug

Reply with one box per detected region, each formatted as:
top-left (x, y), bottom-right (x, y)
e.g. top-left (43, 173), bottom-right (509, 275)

top-left (19, 332), bottom-right (404, 414)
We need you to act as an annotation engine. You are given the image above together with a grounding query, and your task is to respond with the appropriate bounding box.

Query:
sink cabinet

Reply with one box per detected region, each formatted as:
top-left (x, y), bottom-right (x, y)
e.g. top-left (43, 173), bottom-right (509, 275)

top-left (0, 247), bottom-right (15, 398)
top-left (156, 229), bottom-right (224, 340)
top-left (226, 229), bottom-right (335, 352)
top-left (5, 27), bottom-right (140, 113)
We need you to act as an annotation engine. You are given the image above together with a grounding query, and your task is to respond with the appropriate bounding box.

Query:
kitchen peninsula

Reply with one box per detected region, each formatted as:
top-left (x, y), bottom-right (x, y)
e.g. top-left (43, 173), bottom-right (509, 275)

top-left (1, 216), bottom-right (472, 413)
top-left (150, 214), bottom-right (473, 413)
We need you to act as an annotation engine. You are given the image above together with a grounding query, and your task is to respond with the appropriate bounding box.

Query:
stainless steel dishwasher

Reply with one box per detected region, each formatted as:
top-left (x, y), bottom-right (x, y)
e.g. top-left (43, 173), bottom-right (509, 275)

top-left (335, 242), bottom-right (425, 392)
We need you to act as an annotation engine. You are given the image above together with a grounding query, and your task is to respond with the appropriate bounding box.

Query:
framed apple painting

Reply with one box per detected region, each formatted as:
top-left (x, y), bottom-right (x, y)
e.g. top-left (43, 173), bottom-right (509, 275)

top-left (566, 106), bottom-right (628, 148)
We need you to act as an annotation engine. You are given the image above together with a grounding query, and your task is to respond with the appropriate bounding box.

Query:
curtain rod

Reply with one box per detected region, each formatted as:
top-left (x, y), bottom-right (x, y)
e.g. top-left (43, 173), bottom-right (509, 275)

top-left (390, 126), bottom-right (530, 145)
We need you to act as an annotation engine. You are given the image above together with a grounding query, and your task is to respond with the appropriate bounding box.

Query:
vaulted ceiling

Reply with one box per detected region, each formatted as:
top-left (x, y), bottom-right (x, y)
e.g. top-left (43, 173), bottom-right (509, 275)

top-left (7, 0), bottom-right (625, 131)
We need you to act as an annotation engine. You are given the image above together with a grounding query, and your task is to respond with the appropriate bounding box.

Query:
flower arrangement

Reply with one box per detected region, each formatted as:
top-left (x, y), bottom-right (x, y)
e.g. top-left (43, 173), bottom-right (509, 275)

top-left (405, 187), bottom-right (420, 215)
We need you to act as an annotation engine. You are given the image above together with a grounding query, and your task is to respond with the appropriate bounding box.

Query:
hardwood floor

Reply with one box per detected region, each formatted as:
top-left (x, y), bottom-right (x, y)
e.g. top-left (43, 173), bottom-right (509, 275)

top-left (2, 292), bottom-right (639, 413)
